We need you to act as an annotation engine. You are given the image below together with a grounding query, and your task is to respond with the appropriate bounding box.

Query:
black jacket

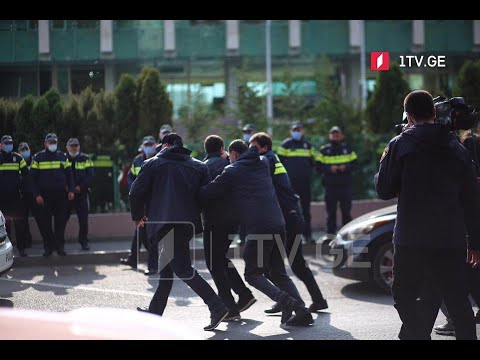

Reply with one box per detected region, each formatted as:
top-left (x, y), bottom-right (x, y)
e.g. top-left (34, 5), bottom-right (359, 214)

top-left (200, 147), bottom-right (285, 234)
top-left (202, 153), bottom-right (233, 229)
top-left (317, 141), bottom-right (357, 186)
top-left (0, 150), bottom-right (29, 199)
top-left (66, 153), bottom-right (94, 195)
top-left (263, 150), bottom-right (301, 217)
top-left (30, 149), bottom-right (74, 197)
top-left (375, 123), bottom-right (480, 250)
top-left (462, 134), bottom-right (480, 177)
top-left (129, 146), bottom-right (210, 240)
top-left (277, 137), bottom-right (316, 183)
top-left (128, 153), bottom-right (147, 192)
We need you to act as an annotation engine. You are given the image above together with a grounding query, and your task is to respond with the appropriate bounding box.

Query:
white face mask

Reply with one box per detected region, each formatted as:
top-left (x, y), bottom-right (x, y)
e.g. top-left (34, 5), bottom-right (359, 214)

top-left (47, 144), bottom-right (57, 152)
top-left (68, 151), bottom-right (79, 158)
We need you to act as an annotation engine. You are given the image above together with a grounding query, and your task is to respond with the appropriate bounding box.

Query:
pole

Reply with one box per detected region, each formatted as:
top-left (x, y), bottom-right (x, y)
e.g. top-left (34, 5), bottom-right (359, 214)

top-left (266, 20), bottom-right (273, 136)
top-left (360, 20), bottom-right (367, 110)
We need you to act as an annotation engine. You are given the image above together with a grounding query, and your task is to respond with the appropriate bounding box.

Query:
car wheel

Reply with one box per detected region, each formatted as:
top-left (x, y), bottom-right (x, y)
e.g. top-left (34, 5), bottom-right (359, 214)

top-left (372, 242), bottom-right (394, 294)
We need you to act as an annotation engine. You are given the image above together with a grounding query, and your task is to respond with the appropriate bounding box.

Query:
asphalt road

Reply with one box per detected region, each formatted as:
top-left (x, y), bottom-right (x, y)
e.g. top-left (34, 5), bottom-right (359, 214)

top-left (1, 256), bottom-right (478, 340)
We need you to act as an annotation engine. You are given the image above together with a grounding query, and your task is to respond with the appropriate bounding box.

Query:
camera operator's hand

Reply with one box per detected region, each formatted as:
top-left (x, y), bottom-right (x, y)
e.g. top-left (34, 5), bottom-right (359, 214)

top-left (331, 165), bottom-right (338, 174)
top-left (467, 249), bottom-right (480, 268)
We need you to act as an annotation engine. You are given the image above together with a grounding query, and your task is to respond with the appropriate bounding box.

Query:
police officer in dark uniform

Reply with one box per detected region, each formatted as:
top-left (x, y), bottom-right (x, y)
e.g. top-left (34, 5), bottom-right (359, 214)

top-left (155, 124), bottom-right (173, 154)
top-left (18, 142), bottom-right (34, 248)
top-left (120, 136), bottom-right (159, 275)
top-left (316, 126), bottom-right (358, 235)
top-left (65, 138), bottom-right (94, 251)
top-left (250, 132), bottom-right (328, 314)
top-left (31, 133), bottom-right (74, 257)
top-left (0, 135), bottom-right (29, 257)
top-left (242, 123), bottom-right (256, 143)
top-left (277, 122), bottom-right (317, 242)
top-left (89, 151), bottom-right (114, 213)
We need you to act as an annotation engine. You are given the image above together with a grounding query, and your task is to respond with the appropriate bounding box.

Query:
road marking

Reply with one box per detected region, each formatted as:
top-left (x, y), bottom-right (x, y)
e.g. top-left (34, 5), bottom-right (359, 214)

top-left (0, 277), bottom-right (152, 297)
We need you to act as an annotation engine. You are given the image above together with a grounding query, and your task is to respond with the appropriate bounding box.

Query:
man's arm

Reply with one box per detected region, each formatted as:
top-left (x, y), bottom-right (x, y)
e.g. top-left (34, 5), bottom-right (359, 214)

top-left (129, 161), bottom-right (154, 221)
top-left (29, 156), bottom-right (40, 197)
top-left (199, 166), bottom-right (234, 203)
top-left (79, 157), bottom-right (95, 192)
top-left (460, 159), bottom-right (480, 251)
top-left (374, 139), bottom-right (401, 200)
top-left (64, 159), bottom-right (75, 193)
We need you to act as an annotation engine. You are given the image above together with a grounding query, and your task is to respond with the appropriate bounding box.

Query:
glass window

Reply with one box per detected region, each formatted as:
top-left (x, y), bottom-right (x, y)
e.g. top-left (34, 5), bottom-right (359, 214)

top-left (28, 20), bottom-right (38, 30)
top-left (0, 20), bottom-right (13, 31)
top-left (52, 20), bottom-right (66, 29)
top-left (190, 20), bottom-right (223, 26)
top-left (14, 20), bottom-right (27, 31)
top-left (76, 20), bottom-right (99, 29)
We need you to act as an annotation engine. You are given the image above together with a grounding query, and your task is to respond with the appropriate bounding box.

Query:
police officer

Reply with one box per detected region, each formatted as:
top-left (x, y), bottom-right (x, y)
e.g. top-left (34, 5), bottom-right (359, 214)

top-left (316, 126), bottom-right (357, 235)
top-left (156, 124), bottom-right (173, 154)
top-left (250, 132), bottom-right (328, 314)
top-left (120, 135), bottom-right (159, 275)
top-left (89, 151), bottom-right (114, 213)
top-left (277, 122), bottom-right (316, 243)
top-left (31, 133), bottom-right (74, 256)
top-left (18, 142), bottom-right (33, 248)
top-left (242, 123), bottom-right (256, 143)
top-left (65, 138), bottom-right (94, 251)
top-left (0, 135), bottom-right (29, 257)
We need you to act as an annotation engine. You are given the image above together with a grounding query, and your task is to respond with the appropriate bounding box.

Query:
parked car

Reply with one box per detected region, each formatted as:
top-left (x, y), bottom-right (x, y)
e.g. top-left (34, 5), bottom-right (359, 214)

top-left (0, 210), bottom-right (14, 276)
top-left (329, 205), bottom-right (396, 293)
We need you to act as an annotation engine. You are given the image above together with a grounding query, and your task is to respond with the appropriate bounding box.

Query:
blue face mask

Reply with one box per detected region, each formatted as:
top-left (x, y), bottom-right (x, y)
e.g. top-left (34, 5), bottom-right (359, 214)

top-left (243, 134), bottom-right (252, 142)
top-left (143, 145), bottom-right (155, 156)
top-left (20, 150), bottom-right (30, 158)
top-left (3, 144), bottom-right (13, 153)
top-left (291, 131), bottom-right (302, 141)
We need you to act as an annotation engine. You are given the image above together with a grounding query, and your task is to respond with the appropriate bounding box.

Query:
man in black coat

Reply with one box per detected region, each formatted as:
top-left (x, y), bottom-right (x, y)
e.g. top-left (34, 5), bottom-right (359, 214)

top-left (200, 140), bottom-right (313, 326)
top-left (202, 135), bottom-right (256, 320)
top-left (375, 89), bottom-right (480, 340)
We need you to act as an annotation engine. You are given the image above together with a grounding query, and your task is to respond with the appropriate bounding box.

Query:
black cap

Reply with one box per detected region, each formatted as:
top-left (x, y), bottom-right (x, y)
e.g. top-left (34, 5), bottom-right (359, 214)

top-left (329, 126), bottom-right (342, 134)
top-left (142, 135), bottom-right (156, 145)
top-left (290, 122), bottom-right (304, 130)
top-left (45, 133), bottom-right (58, 142)
top-left (67, 138), bottom-right (80, 146)
top-left (242, 123), bottom-right (256, 132)
top-left (18, 142), bottom-right (29, 151)
top-left (1, 135), bottom-right (13, 144)
top-left (159, 124), bottom-right (173, 134)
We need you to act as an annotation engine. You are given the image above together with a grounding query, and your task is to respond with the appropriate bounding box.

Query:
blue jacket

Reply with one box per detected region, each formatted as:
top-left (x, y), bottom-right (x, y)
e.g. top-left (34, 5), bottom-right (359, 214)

top-left (30, 149), bottom-right (74, 197)
top-left (316, 141), bottom-right (357, 186)
top-left (277, 137), bottom-right (316, 184)
top-left (129, 146), bottom-right (210, 240)
top-left (128, 153), bottom-right (147, 192)
top-left (200, 147), bottom-right (285, 235)
top-left (202, 153), bottom-right (233, 229)
top-left (66, 153), bottom-right (94, 195)
top-left (375, 123), bottom-right (480, 250)
top-left (0, 150), bottom-right (29, 199)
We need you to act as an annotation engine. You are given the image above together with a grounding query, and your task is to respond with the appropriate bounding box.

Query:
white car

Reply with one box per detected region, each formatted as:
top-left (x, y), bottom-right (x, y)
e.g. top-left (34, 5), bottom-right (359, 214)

top-left (0, 210), bottom-right (14, 276)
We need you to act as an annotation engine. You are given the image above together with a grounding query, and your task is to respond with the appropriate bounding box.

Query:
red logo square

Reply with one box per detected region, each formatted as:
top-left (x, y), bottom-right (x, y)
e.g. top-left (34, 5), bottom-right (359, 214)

top-left (370, 52), bottom-right (390, 71)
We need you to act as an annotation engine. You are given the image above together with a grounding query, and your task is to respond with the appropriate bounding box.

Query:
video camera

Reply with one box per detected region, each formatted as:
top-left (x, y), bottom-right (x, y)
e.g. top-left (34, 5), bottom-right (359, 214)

top-left (395, 96), bottom-right (478, 135)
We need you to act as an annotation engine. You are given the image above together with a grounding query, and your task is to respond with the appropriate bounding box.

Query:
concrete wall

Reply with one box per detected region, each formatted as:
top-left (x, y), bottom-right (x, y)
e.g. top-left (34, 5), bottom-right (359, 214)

top-left (22, 199), bottom-right (397, 242)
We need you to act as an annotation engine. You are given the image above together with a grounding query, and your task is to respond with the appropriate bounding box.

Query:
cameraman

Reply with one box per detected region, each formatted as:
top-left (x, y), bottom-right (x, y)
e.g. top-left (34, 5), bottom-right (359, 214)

top-left (375, 90), bottom-right (480, 340)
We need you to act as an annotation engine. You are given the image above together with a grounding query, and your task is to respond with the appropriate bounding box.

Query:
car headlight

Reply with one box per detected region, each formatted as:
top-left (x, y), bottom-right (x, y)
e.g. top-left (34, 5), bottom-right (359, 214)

top-left (340, 217), bottom-right (394, 242)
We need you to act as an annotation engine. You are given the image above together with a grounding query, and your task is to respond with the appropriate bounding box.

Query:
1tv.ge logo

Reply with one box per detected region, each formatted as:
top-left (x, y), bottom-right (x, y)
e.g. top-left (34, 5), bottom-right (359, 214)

top-left (370, 52), bottom-right (390, 71)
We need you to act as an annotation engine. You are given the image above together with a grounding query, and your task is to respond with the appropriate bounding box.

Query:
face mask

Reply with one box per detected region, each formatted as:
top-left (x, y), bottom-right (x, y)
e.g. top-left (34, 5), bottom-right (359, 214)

top-left (68, 151), bottom-right (79, 158)
top-left (143, 146), bottom-right (155, 156)
top-left (291, 131), bottom-right (302, 141)
top-left (20, 150), bottom-right (30, 158)
top-left (243, 134), bottom-right (252, 142)
top-left (3, 144), bottom-right (13, 153)
top-left (47, 144), bottom-right (57, 152)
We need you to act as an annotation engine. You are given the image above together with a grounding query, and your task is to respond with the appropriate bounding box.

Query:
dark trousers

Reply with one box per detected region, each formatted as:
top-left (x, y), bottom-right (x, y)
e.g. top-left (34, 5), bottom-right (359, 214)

top-left (0, 196), bottom-right (28, 251)
top-left (291, 179), bottom-right (312, 240)
top-left (243, 230), bottom-right (305, 306)
top-left (148, 224), bottom-right (225, 316)
top-left (22, 193), bottom-right (33, 246)
top-left (285, 213), bottom-right (326, 303)
top-left (392, 245), bottom-right (477, 340)
top-left (325, 185), bottom-right (352, 234)
top-left (130, 225), bottom-right (158, 271)
top-left (34, 193), bottom-right (68, 252)
top-left (203, 225), bottom-right (252, 312)
top-left (66, 194), bottom-right (89, 245)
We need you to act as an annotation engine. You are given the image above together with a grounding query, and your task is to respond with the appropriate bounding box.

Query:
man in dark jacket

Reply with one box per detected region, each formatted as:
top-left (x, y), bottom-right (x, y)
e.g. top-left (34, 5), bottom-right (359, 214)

top-left (317, 126), bottom-right (357, 235)
top-left (277, 122), bottom-right (317, 242)
top-left (65, 138), bottom-right (94, 251)
top-left (130, 133), bottom-right (228, 331)
top-left (375, 89), bottom-right (480, 340)
top-left (18, 142), bottom-right (34, 249)
top-left (250, 132), bottom-right (328, 314)
top-left (0, 135), bottom-right (30, 257)
top-left (200, 140), bottom-right (314, 327)
top-left (31, 133), bottom-right (74, 257)
top-left (202, 135), bottom-right (257, 320)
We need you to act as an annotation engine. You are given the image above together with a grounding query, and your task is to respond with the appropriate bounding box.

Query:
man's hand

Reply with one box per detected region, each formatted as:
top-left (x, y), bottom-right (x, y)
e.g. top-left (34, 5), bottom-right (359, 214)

top-left (35, 195), bottom-right (44, 206)
top-left (135, 217), bottom-right (147, 228)
top-left (467, 249), bottom-right (480, 268)
top-left (331, 165), bottom-right (338, 174)
top-left (338, 165), bottom-right (347, 172)
top-left (74, 185), bottom-right (81, 194)
top-left (68, 192), bottom-right (75, 201)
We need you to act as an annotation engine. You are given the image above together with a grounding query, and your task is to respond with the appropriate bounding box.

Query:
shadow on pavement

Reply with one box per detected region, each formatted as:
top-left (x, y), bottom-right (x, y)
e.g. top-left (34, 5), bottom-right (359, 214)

top-left (340, 282), bottom-right (393, 306)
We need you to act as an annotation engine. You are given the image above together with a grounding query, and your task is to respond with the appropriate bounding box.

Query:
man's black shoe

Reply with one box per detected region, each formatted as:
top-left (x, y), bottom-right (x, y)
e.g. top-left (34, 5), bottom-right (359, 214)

top-left (42, 250), bottom-right (53, 257)
top-left (309, 299), bottom-right (329, 312)
top-left (237, 294), bottom-right (257, 313)
top-left (144, 268), bottom-right (157, 276)
top-left (81, 243), bottom-right (90, 251)
top-left (120, 257), bottom-right (137, 269)
top-left (57, 250), bottom-right (67, 256)
top-left (475, 310), bottom-right (480, 324)
top-left (18, 249), bottom-right (28, 257)
top-left (434, 321), bottom-right (455, 336)
top-left (285, 309), bottom-right (315, 327)
top-left (204, 308), bottom-right (229, 331)
top-left (137, 306), bottom-right (151, 314)
top-left (265, 302), bottom-right (282, 314)
top-left (223, 310), bottom-right (241, 321)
